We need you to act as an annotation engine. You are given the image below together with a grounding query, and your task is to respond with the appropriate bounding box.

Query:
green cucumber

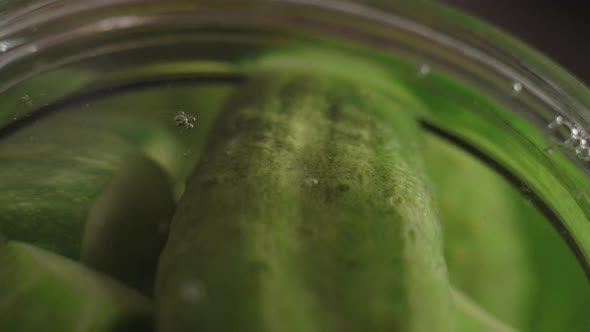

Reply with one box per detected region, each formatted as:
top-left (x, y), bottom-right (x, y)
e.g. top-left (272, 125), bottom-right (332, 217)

top-left (156, 74), bottom-right (455, 332)
top-left (424, 133), bottom-right (590, 331)
top-left (452, 287), bottom-right (519, 332)
top-left (0, 241), bottom-right (152, 332)
top-left (512, 181), bottom-right (590, 330)
top-left (81, 155), bottom-right (175, 295)
top-left (423, 133), bottom-right (533, 329)
top-left (0, 120), bottom-right (175, 293)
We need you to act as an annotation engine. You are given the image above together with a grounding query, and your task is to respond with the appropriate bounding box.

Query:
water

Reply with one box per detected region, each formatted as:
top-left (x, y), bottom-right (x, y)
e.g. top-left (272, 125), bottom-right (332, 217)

top-left (1, 24), bottom-right (590, 332)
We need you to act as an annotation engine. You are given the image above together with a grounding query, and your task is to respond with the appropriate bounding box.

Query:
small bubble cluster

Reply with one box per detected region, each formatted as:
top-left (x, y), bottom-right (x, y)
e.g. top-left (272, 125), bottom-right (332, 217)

top-left (21, 94), bottom-right (33, 107)
top-left (304, 178), bottom-right (319, 187)
top-left (174, 111), bottom-right (196, 129)
top-left (548, 115), bottom-right (590, 161)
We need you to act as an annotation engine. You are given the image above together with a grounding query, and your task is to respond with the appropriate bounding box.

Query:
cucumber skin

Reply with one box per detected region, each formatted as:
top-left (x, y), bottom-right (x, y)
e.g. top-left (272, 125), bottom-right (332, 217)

top-left (156, 74), bottom-right (454, 332)
top-left (0, 241), bottom-right (153, 332)
top-left (423, 133), bottom-right (534, 329)
top-left (81, 155), bottom-right (175, 295)
top-left (0, 127), bottom-right (148, 259)
top-left (0, 121), bottom-right (175, 294)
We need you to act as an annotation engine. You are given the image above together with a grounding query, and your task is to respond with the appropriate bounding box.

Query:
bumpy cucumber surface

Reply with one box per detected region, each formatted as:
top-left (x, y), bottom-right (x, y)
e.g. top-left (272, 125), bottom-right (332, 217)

top-left (156, 74), bottom-right (454, 332)
top-left (0, 241), bottom-right (153, 332)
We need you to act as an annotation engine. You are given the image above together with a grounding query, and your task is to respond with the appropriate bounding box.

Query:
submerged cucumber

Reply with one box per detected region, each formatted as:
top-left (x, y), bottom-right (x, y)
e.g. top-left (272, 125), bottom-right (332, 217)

top-left (452, 287), bottom-right (519, 332)
top-left (81, 155), bottom-right (175, 295)
top-left (423, 133), bottom-right (533, 329)
top-left (156, 74), bottom-right (454, 332)
top-left (424, 133), bottom-right (590, 332)
top-left (0, 119), bottom-right (175, 293)
top-left (0, 241), bottom-right (152, 332)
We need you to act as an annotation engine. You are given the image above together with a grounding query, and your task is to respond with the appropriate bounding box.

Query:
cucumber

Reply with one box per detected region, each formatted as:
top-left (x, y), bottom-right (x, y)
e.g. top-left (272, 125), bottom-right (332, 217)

top-left (512, 185), bottom-right (590, 331)
top-left (0, 241), bottom-right (152, 332)
top-left (81, 155), bottom-right (175, 295)
top-left (452, 287), bottom-right (519, 332)
top-left (423, 133), bottom-right (533, 329)
top-left (0, 119), bottom-right (175, 293)
top-left (156, 74), bottom-right (455, 332)
top-left (423, 133), bottom-right (590, 331)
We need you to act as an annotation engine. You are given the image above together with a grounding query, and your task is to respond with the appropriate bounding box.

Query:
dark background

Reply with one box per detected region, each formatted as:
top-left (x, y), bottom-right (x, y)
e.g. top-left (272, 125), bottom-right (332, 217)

top-left (440, 0), bottom-right (590, 86)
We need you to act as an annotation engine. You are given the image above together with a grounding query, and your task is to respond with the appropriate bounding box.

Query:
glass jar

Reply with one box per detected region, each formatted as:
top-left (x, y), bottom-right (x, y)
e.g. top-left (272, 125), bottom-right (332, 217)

top-left (1, 1), bottom-right (589, 331)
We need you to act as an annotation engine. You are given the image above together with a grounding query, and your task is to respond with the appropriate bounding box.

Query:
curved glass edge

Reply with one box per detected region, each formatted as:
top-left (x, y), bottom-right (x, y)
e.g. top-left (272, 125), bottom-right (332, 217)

top-left (359, 0), bottom-right (590, 126)
top-left (2, 0), bottom-right (589, 141)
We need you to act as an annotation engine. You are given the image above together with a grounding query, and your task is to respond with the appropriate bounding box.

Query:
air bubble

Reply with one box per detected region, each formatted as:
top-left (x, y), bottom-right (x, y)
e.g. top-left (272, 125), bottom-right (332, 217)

top-left (304, 178), bottom-right (319, 187)
top-left (547, 115), bottom-right (590, 161)
top-left (21, 94), bottom-right (33, 107)
top-left (512, 82), bottom-right (523, 93)
top-left (419, 64), bottom-right (431, 76)
top-left (174, 111), bottom-right (196, 129)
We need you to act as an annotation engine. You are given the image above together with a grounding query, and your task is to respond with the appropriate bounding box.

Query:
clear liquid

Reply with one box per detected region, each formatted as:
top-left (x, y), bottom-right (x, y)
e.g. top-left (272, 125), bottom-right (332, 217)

top-left (1, 34), bottom-right (590, 331)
